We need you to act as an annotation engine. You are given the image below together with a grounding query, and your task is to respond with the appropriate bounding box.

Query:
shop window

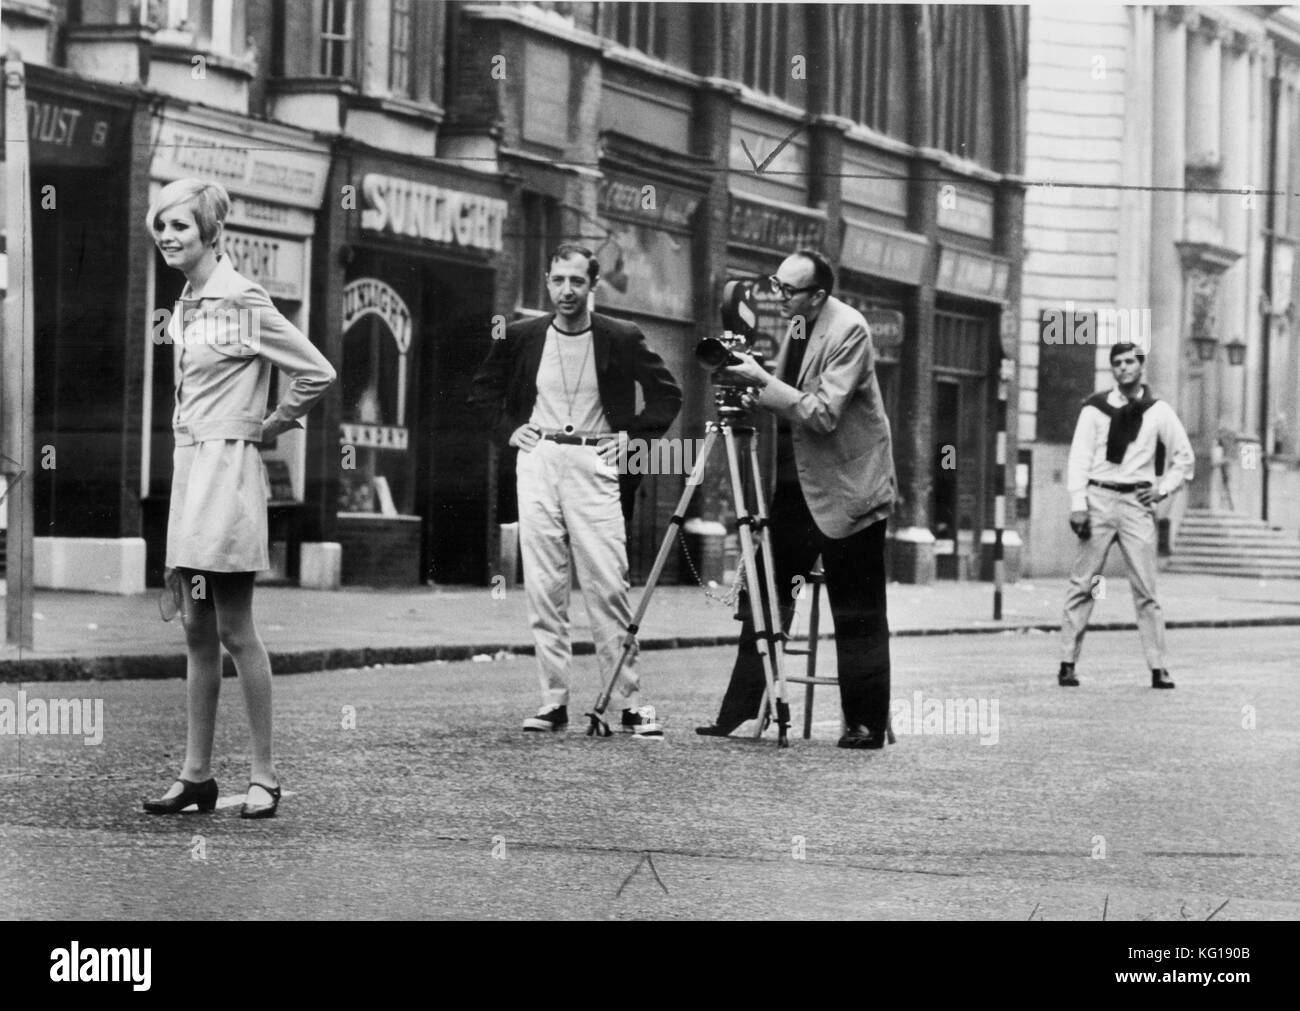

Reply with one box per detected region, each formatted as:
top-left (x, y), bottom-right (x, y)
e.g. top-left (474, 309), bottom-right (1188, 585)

top-left (520, 191), bottom-right (562, 311)
top-left (389, 0), bottom-right (413, 97)
top-left (153, 0), bottom-right (249, 58)
top-left (318, 0), bottom-right (354, 78)
top-left (599, 2), bottom-right (692, 69)
top-left (339, 311), bottom-right (413, 516)
top-left (831, 4), bottom-right (913, 140)
top-left (934, 307), bottom-right (991, 375)
top-left (931, 6), bottom-right (996, 165)
top-left (734, 3), bottom-right (807, 107)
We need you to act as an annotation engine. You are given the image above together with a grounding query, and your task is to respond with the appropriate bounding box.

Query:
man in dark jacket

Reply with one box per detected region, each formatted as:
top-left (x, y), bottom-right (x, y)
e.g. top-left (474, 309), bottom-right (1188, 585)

top-left (470, 243), bottom-right (682, 735)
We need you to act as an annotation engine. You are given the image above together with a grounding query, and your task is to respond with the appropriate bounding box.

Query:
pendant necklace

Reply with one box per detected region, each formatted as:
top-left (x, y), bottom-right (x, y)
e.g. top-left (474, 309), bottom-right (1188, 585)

top-left (554, 326), bottom-right (592, 436)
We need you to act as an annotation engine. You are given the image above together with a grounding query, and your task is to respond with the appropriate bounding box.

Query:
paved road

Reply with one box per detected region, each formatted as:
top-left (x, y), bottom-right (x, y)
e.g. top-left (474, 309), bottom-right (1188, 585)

top-left (2, 625), bottom-right (1297, 920)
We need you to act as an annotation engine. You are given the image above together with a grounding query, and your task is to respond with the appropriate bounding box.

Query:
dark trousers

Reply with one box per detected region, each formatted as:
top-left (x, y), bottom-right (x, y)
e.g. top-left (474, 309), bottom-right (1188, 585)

top-left (715, 483), bottom-right (892, 734)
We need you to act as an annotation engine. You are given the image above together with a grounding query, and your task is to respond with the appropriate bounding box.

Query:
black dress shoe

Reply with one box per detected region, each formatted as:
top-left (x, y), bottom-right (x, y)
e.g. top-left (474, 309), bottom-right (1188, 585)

top-left (142, 778), bottom-right (218, 814)
top-left (1151, 668), bottom-right (1176, 690)
top-left (1058, 662), bottom-right (1079, 687)
top-left (837, 726), bottom-right (885, 750)
top-left (239, 782), bottom-right (281, 820)
top-left (695, 722), bottom-right (741, 737)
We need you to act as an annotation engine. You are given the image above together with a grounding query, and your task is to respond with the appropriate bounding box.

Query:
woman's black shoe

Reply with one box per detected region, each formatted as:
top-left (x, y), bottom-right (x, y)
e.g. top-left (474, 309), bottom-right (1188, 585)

top-left (239, 782), bottom-right (281, 819)
top-left (142, 778), bottom-right (218, 814)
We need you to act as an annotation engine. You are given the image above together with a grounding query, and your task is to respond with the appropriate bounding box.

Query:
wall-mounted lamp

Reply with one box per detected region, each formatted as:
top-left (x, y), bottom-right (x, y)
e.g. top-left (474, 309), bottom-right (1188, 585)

top-left (1224, 337), bottom-right (1247, 366)
top-left (1191, 334), bottom-right (1220, 362)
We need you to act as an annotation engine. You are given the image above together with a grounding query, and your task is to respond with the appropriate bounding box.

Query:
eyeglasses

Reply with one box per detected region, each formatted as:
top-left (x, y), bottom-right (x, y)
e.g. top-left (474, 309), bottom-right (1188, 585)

top-left (768, 275), bottom-right (820, 300)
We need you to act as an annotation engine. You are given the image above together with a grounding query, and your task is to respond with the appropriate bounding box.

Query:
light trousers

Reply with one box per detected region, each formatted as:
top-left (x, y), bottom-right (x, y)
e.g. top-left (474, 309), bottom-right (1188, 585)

top-left (1060, 485), bottom-right (1167, 669)
top-left (517, 440), bottom-right (640, 709)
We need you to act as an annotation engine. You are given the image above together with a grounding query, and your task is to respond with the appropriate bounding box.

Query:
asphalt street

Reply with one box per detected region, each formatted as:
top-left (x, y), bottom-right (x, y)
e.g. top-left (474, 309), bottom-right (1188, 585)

top-left (2, 625), bottom-right (1297, 920)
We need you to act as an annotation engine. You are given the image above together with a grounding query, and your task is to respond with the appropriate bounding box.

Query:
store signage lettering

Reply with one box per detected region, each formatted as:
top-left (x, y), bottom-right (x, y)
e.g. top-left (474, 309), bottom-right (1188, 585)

top-left (223, 229), bottom-right (305, 301)
top-left (936, 188), bottom-right (995, 240)
top-left (359, 173), bottom-right (507, 253)
top-left (339, 423), bottom-right (410, 452)
top-left (598, 176), bottom-right (699, 230)
top-left (840, 219), bottom-right (927, 286)
top-left (342, 278), bottom-right (412, 353)
top-left (862, 309), bottom-right (905, 350)
top-left (729, 197), bottom-right (825, 252)
top-left (937, 247), bottom-right (1010, 302)
top-left (151, 118), bottom-right (329, 208)
top-left (25, 93), bottom-right (121, 167)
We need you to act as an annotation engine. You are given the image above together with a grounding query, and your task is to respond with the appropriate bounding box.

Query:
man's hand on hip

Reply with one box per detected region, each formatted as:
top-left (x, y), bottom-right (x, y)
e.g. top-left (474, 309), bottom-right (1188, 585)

top-left (598, 432), bottom-right (628, 467)
top-left (1069, 510), bottom-right (1091, 539)
top-left (1136, 486), bottom-right (1165, 507)
top-left (509, 423), bottom-right (542, 451)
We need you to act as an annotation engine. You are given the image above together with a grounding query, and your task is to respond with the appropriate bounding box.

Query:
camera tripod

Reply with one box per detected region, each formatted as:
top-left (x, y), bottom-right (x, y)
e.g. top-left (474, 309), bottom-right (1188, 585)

top-left (586, 412), bottom-right (791, 747)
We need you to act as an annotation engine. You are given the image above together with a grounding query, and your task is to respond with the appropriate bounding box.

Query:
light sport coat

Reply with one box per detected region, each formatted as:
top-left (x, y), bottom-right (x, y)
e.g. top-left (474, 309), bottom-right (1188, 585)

top-left (756, 295), bottom-right (897, 539)
top-left (167, 255), bottom-right (335, 445)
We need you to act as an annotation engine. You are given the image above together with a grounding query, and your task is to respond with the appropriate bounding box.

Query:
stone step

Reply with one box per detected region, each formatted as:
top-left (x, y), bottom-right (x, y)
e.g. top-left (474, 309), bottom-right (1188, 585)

top-left (1166, 565), bottom-right (1300, 578)
top-left (1175, 538), bottom-right (1300, 552)
top-left (1164, 550), bottom-right (1300, 566)
top-left (1176, 528), bottom-right (1294, 540)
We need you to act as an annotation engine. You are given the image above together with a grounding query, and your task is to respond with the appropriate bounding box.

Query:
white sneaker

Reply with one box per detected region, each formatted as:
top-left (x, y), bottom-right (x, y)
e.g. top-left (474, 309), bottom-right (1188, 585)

top-left (620, 705), bottom-right (664, 737)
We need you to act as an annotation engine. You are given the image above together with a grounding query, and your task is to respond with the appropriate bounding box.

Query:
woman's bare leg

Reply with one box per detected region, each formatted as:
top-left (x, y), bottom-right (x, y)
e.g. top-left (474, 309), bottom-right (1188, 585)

top-left (212, 571), bottom-right (278, 796)
top-left (158, 569), bottom-right (221, 800)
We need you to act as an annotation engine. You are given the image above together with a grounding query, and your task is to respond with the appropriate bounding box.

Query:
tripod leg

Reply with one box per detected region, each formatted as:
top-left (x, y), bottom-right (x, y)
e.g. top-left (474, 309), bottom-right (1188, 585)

top-left (722, 425), bottom-right (786, 748)
top-left (586, 427), bottom-right (718, 736)
top-left (747, 432), bottom-right (790, 746)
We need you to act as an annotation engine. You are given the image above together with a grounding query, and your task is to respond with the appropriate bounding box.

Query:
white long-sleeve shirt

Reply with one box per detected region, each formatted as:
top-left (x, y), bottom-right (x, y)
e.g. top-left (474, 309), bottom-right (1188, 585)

top-left (1066, 386), bottom-right (1195, 512)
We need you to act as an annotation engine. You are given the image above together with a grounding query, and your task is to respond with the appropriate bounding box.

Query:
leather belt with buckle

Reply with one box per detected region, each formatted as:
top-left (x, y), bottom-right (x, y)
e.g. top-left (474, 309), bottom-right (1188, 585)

top-left (542, 432), bottom-right (615, 447)
top-left (1088, 479), bottom-right (1151, 493)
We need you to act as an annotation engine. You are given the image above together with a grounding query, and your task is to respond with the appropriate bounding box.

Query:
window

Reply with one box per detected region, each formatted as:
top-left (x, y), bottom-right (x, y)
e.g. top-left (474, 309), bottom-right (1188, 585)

top-left (599, 2), bottom-right (693, 69)
top-left (520, 192), bottom-right (561, 311)
top-left (319, 0), bottom-right (354, 78)
top-left (931, 6), bottom-right (996, 165)
top-left (155, 0), bottom-right (248, 59)
top-left (735, 4), bottom-right (806, 106)
top-left (832, 4), bottom-right (913, 139)
top-left (390, 0), bottom-right (413, 97)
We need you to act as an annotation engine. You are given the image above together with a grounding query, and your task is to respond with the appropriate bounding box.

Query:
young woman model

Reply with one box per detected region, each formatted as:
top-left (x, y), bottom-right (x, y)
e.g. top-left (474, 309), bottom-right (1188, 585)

top-left (142, 179), bottom-right (335, 819)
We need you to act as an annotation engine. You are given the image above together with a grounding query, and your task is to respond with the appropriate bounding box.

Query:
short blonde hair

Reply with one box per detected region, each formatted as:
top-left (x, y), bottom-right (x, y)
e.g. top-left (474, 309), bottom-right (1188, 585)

top-left (146, 178), bottom-right (231, 246)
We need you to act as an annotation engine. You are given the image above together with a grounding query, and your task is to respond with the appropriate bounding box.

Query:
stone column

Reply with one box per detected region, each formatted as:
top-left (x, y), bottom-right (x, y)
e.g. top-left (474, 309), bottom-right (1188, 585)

top-left (1220, 34), bottom-right (1253, 446)
top-left (1150, 9), bottom-right (1187, 400)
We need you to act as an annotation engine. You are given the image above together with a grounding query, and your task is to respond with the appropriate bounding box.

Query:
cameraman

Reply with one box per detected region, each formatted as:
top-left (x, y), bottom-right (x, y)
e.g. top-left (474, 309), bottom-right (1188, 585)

top-left (696, 250), bottom-right (898, 749)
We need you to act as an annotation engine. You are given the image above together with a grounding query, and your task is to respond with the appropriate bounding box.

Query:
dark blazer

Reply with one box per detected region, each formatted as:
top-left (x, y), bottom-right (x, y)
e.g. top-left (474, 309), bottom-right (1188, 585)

top-left (469, 312), bottom-right (682, 446)
top-left (468, 312), bottom-right (683, 522)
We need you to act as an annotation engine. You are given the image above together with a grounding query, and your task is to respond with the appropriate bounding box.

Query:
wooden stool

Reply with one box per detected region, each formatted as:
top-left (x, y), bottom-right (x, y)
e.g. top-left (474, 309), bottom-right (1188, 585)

top-left (783, 563), bottom-right (896, 742)
top-left (783, 565), bottom-right (838, 740)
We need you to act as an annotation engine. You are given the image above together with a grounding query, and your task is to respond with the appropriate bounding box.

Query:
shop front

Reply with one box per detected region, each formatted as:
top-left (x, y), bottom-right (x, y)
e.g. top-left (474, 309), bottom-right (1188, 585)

top-left (323, 152), bottom-right (508, 586)
top-left (142, 104), bottom-right (331, 586)
top-left (593, 166), bottom-right (704, 581)
top-left (24, 66), bottom-right (139, 593)
top-left (931, 243), bottom-right (1017, 580)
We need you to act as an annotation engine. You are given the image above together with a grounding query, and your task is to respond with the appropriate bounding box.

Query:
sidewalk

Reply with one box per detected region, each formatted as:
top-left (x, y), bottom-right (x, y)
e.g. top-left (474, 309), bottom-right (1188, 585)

top-left (3, 573), bottom-right (1299, 681)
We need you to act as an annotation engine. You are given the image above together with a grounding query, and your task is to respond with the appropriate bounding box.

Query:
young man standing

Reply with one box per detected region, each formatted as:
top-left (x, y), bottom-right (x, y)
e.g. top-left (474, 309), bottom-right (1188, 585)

top-left (470, 243), bottom-right (682, 734)
top-left (1058, 341), bottom-right (1195, 689)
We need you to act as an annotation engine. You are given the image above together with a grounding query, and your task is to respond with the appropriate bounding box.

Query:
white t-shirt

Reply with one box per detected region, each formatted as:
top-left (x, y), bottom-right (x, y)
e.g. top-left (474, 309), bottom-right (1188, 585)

top-left (528, 324), bottom-right (611, 435)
